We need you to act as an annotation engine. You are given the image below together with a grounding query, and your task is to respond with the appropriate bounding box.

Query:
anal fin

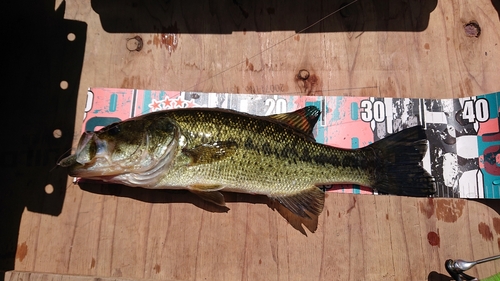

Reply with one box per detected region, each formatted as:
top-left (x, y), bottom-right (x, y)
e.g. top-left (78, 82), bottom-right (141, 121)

top-left (271, 186), bottom-right (325, 219)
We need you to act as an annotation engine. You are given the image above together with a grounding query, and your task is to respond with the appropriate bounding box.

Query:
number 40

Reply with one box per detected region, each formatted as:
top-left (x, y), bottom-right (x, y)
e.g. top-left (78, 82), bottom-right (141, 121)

top-left (462, 98), bottom-right (489, 123)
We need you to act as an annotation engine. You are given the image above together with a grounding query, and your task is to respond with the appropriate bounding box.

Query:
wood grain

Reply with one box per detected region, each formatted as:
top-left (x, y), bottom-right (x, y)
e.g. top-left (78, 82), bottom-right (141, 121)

top-left (9, 0), bottom-right (500, 280)
top-left (65, 0), bottom-right (500, 103)
top-left (4, 271), bottom-right (178, 281)
top-left (11, 193), bottom-right (500, 280)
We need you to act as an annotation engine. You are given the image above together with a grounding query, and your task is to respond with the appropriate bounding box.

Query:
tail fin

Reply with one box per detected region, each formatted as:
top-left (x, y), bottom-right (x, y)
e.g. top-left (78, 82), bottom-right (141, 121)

top-left (365, 126), bottom-right (436, 197)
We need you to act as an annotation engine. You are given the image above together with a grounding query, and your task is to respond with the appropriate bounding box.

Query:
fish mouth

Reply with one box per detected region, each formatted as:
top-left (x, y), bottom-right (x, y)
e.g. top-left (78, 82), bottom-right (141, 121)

top-left (58, 133), bottom-right (93, 171)
top-left (59, 132), bottom-right (124, 177)
top-left (58, 154), bottom-right (78, 168)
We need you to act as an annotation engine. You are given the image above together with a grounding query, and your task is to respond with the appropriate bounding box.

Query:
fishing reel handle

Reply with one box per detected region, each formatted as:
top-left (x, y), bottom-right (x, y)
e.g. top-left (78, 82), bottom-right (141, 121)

top-left (446, 259), bottom-right (500, 281)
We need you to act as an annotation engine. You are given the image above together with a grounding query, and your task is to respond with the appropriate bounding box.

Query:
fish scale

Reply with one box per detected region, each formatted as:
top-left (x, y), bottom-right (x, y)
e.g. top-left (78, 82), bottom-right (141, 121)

top-left (159, 109), bottom-right (374, 192)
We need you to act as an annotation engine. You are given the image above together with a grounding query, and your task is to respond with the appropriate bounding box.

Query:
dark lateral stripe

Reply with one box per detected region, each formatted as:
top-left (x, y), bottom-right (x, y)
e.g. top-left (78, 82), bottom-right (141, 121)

top-left (169, 109), bottom-right (374, 170)
top-left (243, 137), bottom-right (372, 170)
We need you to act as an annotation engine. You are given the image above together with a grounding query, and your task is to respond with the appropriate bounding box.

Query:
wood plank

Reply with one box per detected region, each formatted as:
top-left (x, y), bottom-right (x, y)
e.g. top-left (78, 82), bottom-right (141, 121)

top-left (4, 271), bottom-right (178, 281)
top-left (11, 0), bottom-right (500, 280)
top-left (14, 190), bottom-right (500, 280)
top-left (64, 0), bottom-right (500, 105)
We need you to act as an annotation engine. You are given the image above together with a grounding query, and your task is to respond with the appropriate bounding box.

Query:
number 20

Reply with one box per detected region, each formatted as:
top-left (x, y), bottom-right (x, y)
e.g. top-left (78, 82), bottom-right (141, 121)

top-left (265, 98), bottom-right (287, 115)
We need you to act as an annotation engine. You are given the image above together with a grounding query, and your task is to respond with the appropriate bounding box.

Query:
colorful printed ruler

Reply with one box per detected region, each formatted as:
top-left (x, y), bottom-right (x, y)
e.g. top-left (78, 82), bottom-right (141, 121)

top-left (83, 88), bottom-right (500, 199)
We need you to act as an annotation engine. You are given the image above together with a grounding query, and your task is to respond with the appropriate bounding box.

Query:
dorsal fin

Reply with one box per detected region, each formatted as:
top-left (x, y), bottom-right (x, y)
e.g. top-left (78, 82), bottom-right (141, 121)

top-left (267, 106), bottom-right (321, 139)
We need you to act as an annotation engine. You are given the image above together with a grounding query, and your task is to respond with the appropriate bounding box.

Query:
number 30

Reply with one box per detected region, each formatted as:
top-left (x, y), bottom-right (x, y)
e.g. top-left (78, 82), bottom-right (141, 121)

top-left (360, 100), bottom-right (385, 122)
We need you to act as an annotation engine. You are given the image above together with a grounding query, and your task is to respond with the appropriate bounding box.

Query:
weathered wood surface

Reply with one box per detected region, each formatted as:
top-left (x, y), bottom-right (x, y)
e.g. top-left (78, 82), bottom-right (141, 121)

top-left (4, 271), bottom-right (176, 281)
top-left (9, 0), bottom-right (500, 280)
top-left (13, 192), bottom-right (500, 280)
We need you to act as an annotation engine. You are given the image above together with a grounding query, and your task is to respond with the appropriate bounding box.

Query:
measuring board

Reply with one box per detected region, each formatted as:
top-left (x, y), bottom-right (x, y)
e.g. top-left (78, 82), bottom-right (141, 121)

top-left (80, 88), bottom-right (500, 199)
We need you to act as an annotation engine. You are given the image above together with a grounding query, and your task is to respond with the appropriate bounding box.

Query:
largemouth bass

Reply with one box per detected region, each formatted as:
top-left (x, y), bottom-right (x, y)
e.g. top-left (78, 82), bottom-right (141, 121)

top-left (59, 106), bottom-right (435, 218)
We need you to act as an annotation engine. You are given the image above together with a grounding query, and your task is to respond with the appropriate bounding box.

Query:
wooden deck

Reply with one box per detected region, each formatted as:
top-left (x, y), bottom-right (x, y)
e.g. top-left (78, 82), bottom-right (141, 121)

top-left (3, 0), bottom-right (500, 280)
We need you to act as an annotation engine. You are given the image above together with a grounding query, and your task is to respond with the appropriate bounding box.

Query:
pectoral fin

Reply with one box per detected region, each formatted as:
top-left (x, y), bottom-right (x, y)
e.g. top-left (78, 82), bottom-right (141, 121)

top-left (271, 186), bottom-right (325, 219)
top-left (182, 141), bottom-right (238, 165)
top-left (189, 184), bottom-right (226, 206)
